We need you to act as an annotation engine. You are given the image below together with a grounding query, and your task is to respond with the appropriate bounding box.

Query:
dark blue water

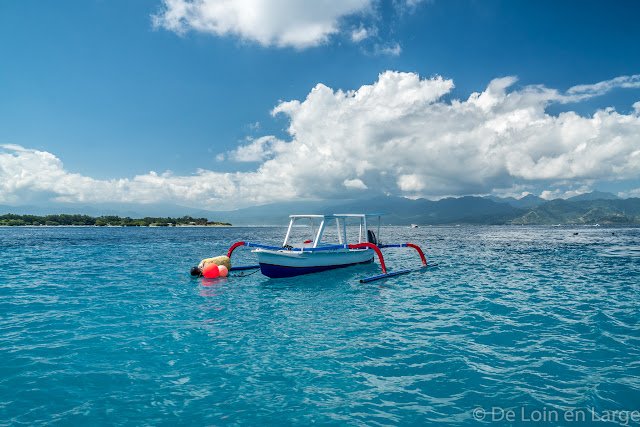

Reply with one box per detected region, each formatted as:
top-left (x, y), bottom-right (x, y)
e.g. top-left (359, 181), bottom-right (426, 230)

top-left (1, 226), bottom-right (639, 425)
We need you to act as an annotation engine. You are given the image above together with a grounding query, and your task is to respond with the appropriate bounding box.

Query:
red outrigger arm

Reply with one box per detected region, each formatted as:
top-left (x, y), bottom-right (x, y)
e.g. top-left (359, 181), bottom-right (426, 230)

top-left (226, 241), bottom-right (262, 271)
top-left (406, 244), bottom-right (428, 266)
top-left (348, 243), bottom-right (387, 274)
top-left (227, 241), bottom-right (246, 258)
top-left (358, 242), bottom-right (434, 283)
top-left (349, 242), bottom-right (429, 277)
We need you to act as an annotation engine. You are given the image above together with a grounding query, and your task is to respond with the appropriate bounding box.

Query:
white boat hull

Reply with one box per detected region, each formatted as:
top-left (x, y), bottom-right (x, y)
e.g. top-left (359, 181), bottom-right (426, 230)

top-left (253, 247), bottom-right (374, 278)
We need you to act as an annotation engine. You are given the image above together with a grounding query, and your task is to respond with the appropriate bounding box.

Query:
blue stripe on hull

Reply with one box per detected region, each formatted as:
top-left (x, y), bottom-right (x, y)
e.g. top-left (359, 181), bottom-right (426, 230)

top-left (259, 258), bottom-right (373, 278)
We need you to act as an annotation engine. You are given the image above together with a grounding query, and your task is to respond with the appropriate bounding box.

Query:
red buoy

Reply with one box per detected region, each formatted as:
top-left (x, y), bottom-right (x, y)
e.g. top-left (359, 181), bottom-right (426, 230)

top-left (202, 263), bottom-right (219, 278)
top-left (218, 265), bottom-right (229, 277)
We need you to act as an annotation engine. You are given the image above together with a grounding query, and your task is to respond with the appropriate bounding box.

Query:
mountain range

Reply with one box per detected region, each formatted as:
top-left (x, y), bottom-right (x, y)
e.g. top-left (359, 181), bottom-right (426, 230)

top-left (205, 191), bottom-right (640, 226)
top-left (2, 191), bottom-right (638, 226)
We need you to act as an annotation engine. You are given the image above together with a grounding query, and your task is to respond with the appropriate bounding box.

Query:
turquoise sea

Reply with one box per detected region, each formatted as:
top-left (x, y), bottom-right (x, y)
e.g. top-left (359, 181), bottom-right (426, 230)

top-left (1, 226), bottom-right (640, 425)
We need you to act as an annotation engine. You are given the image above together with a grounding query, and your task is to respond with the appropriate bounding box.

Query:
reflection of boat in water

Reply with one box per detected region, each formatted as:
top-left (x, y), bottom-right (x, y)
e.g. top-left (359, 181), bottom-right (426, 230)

top-left (411, 224), bottom-right (419, 228)
top-left (192, 213), bottom-right (437, 283)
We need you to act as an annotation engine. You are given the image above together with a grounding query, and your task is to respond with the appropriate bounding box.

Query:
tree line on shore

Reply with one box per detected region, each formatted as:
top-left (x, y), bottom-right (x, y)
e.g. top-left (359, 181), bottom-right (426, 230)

top-left (0, 214), bottom-right (232, 227)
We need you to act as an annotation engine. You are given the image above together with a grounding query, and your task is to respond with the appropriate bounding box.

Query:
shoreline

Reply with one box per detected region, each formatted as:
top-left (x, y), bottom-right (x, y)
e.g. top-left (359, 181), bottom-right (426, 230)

top-left (0, 224), bottom-right (233, 228)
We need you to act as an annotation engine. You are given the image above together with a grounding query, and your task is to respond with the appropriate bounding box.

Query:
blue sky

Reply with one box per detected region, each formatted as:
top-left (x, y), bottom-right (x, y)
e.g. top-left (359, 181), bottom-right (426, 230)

top-left (1, 0), bottom-right (639, 210)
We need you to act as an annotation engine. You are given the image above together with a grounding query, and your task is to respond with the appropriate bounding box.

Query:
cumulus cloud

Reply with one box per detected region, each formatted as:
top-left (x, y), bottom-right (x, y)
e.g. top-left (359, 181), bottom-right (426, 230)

top-left (344, 178), bottom-right (368, 190)
top-left (566, 74), bottom-right (640, 99)
top-left (540, 186), bottom-right (593, 200)
top-left (351, 25), bottom-right (372, 43)
top-left (2, 71), bottom-right (640, 209)
top-left (153, 0), bottom-right (374, 48)
top-left (0, 144), bottom-right (294, 209)
top-left (397, 174), bottom-right (426, 192)
top-left (267, 71), bottom-right (640, 198)
top-left (229, 136), bottom-right (280, 162)
top-left (373, 42), bottom-right (401, 56)
top-left (618, 188), bottom-right (640, 198)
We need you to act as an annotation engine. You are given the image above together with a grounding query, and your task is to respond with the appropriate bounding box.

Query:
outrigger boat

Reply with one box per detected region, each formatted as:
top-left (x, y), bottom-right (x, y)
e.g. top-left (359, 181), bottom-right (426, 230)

top-left (192, 214), bottom-right (437, 283)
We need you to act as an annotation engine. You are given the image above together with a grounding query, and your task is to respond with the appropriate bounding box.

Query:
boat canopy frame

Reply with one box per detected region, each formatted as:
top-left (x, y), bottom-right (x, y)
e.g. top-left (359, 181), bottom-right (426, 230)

top-left (282, 213), bottom-right (385, 248)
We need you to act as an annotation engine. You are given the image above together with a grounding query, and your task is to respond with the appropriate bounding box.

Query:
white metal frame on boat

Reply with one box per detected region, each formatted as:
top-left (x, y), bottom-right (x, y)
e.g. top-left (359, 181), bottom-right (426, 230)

top-left (282, 214), bottom-right (384, 249)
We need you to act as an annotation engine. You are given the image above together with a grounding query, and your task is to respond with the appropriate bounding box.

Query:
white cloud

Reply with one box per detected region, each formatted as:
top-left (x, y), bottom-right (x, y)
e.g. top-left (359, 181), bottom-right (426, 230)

top-left (373, 42), bottom-right (401, 56)
top-left (0, 144), bottom-right (293, 209)
top-left (618, 188), bottom-right (640, 199)
top-left (153, 0), bottom-right (374, 48)
top-left (397, 174), bottom-right (425, 192)
top-left (488, 184), bottom-right (534, 199)
top-left (229, 136), bottom-right (279, 162)
top-left (540, 186), bottom-right (596, 200)
top-left (566, 74), bottom-right (640, 99)
top-left (351, 26), bottom-right (371, 43)
top-left (344, 178), bottom-right (368, 190)
top-left (2, 71), bottom-right (640, 209)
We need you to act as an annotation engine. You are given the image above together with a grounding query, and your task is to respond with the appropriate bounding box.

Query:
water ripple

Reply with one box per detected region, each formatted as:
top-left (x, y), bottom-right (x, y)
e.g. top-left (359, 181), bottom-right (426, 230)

top-left (1, 226), bottom-right (639, 424)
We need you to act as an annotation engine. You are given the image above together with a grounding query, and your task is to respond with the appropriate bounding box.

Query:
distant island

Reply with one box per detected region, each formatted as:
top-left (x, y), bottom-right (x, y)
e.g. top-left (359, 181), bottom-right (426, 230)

top-left (0, 214), bottom-right (232, 227)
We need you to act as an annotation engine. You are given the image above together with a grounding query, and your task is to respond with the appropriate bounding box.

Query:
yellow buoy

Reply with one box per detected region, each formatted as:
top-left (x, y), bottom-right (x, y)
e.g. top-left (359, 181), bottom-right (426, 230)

top-left (198, 255), bottom-right (231, 271)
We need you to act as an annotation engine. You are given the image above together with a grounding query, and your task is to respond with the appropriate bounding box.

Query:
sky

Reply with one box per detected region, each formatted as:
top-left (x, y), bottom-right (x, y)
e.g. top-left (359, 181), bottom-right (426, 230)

top-left (1, 0), bottom-right (640, 211)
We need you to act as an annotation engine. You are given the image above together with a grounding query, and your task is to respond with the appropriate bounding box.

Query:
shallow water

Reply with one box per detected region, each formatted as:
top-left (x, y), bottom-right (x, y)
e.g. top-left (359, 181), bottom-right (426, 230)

top-left (1, 226), bottom-right (639, 425)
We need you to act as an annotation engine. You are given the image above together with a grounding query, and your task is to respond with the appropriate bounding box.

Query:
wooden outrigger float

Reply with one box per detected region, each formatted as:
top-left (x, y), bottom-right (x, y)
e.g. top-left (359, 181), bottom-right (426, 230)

top-left (192, 214), bottom-right (437, 283)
